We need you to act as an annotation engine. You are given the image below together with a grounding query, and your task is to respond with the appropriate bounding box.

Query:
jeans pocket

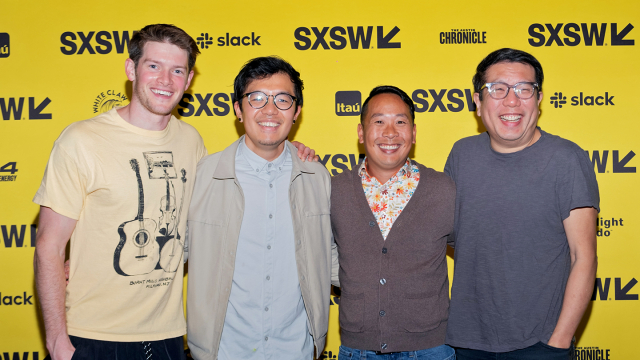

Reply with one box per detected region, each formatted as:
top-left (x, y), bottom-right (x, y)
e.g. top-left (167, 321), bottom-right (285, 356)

top-left (538, 341), bottom-right (571, 352)
top-left (338, 345), bottom-right (353, 360)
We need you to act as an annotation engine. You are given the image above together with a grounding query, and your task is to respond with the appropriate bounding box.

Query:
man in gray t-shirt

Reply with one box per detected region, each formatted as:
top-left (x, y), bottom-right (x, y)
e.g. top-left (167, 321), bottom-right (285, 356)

top-left (444, 48), bottom-right (599, 360)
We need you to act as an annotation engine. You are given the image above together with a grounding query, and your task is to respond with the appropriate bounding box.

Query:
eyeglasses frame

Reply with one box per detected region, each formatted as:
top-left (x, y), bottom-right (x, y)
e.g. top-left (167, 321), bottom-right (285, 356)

top-left (480, 82), bottom-right (540, 100)
top-left (240, 91), bottom-right (298, 111)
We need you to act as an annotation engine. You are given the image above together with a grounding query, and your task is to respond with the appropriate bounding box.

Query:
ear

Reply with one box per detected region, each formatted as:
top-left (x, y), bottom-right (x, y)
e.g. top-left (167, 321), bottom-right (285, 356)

top-left (233, 101), bottom-right (242, 121)
top-left (473, 92), bottom-right (482, 117)
top-left (536, 91), bottom-right (544, 106)
top-left (357, 123), bottom-right (365, 144)
top-left (125, 58), bottom-right (136, 82)
top-left (293, 105), bottom-right (302, 122)
top-left (185, 70), bottom-right (195, 91)
top-left (412, 123), bottom-right (417, 144)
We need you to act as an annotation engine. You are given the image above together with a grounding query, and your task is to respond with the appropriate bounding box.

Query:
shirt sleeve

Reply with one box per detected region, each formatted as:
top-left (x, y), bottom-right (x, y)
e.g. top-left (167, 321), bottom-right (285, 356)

top-left (33, 140), bottom-right (87, 220)
top-left (557, 146), bottom-right (600, 220)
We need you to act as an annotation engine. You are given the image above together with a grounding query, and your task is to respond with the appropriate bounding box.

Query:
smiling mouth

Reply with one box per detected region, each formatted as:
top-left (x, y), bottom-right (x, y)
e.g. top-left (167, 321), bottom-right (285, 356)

top-left (258, 121), bottom-right (280, 128)
top-left (378, 144), bottom-right (401, 151)
top-left (500, 115), bottom-right (522, 122)
top-left (152, 89), bottom-right (173, 97)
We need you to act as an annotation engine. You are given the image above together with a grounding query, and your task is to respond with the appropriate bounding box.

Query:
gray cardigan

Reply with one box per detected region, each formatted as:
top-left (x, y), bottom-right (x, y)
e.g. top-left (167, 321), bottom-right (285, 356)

top-left (330, 161), bottom-right (455, 353)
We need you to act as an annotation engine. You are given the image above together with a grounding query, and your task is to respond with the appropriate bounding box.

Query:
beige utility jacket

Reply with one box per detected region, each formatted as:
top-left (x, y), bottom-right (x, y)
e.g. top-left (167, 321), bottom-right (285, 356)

top-left (185, 139), bottom-right (339, 360)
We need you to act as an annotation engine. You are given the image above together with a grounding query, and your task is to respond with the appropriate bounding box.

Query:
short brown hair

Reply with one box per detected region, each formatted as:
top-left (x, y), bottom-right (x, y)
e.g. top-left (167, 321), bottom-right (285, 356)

top-left (129, 24), bottom-right (200, 72)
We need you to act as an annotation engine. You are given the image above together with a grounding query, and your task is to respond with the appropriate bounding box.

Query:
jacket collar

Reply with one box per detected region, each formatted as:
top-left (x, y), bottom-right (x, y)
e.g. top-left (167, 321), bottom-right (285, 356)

top-left (212, 136), bottom-right (316, 180)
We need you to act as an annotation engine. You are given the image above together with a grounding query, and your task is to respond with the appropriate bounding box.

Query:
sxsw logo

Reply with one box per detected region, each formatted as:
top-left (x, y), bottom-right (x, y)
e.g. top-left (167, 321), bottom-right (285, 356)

top-left (549, 91), bottom-right (614, 108)
top-left (1, 352), bottom-right (40, 360)
top-left (335, 91), bottom-right (361, 116)
top-left (319, 154), bottom-right (365, 176)
top-left (0, 33), bottom-right (9, 58)
top-left (412, 89), bottom-right (476, 113)
top-left (1, 225), bottom-right (37, 248)
top-left (294, 26), bottom-right (400, 50)
top-left (177, 92), bottom-right (235, 117)
top-left (528, 23), bottom-right (634, 46)
top-left (592, 277), bottom-right (638, 301)
top-left (1, 98), bottom-right (52, 120)
top-left (586, 150), bottom-right (635, 173)
top-left (60, 31), bottom-right (136, 55)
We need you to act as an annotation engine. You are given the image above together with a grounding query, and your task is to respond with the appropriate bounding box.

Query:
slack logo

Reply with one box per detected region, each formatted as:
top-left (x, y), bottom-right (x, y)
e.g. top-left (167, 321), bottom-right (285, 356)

top-left (335, 91), bottom-right (361, 116)
top-left (0, 33), bottom-right (9, 58)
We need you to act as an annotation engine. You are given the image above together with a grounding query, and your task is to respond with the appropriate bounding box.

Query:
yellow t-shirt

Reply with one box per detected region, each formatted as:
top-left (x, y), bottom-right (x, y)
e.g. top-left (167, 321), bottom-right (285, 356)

top-left (33, 108), bottom-right (207, 341)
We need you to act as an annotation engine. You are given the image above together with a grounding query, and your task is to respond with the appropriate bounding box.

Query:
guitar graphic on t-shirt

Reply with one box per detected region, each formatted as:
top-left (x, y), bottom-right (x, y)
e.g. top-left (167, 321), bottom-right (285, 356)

top-left (113, 158), bottom-right (159, 276)
top-left (158, 168), bottom-right (187, 273)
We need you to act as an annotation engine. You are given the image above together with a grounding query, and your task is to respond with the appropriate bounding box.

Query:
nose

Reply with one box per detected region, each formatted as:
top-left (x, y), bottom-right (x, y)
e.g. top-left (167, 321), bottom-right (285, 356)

top-left (157, 69), bottom-right (173, 86)
top-left (382, 122), bottom-right (398, 138)
top-left (261, 95), bottom-right (279, 115)
top-left (502, 88), bottom-right (520, 107)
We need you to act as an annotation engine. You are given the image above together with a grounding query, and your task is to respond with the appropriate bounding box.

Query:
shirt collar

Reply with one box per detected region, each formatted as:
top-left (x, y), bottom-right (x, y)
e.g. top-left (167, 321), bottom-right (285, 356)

top-left (359, 157), bottom-right (413, 186)
top-left (237, 135), bottom-right (290, 174)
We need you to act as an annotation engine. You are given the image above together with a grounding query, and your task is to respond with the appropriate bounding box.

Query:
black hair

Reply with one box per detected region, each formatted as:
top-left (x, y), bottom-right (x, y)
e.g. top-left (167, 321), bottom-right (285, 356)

top-left (233, 56), bottom-right (304, 110)
top-left (360, 85), bottom-right (415, 125)
top-left (472, 48), bottom-right (544, 100)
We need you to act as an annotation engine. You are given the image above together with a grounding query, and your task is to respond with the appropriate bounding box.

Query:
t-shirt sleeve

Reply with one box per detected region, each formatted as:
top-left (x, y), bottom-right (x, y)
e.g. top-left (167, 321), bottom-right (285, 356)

top-left (443, 146), bottom-right (456, 181)
top-left (557, 146), bottom-right (600, 220)
top-left (33, 141), bottom-right (87, 220)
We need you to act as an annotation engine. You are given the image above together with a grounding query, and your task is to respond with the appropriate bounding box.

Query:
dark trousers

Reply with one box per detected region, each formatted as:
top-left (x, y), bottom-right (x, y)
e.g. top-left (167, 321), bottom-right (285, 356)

top-left (455, 341), bottom-right (574, 360)
top-left (44, 335), bottom-right (186, 360)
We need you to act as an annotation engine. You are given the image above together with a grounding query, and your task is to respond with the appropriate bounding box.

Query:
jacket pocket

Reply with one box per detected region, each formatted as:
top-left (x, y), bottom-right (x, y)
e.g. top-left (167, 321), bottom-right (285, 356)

top-left (400, 292), bottom-right (446, 333)
top-left (338, 290), bottom-right (365, 332)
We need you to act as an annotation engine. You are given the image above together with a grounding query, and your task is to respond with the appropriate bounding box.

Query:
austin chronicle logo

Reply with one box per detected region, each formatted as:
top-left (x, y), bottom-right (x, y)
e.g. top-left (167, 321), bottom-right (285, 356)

top-left (335, 91), bottom-right (361, 116)
top-left (0, 33), bottom-right (9, 58)
top-left (93, 90), bottom-right (128, 114)
top-left (550, 92), bottom-right (567, 108)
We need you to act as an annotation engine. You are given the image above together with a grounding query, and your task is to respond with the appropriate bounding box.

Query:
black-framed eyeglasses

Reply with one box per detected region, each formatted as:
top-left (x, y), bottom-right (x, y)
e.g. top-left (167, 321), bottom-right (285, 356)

top-left (241, 91), bottom-right (297, 110)
top-left (481, 82), bottom-right (539, 100)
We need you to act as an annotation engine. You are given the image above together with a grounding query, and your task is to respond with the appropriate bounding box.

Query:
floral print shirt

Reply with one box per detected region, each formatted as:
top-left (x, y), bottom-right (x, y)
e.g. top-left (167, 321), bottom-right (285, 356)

top-left (359, 158), bottom-right (420, 240)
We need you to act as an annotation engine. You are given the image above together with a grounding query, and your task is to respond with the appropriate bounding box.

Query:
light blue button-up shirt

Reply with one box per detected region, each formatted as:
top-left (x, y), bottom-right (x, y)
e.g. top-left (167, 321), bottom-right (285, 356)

top-left (218, 137), bottom-right (312, 360)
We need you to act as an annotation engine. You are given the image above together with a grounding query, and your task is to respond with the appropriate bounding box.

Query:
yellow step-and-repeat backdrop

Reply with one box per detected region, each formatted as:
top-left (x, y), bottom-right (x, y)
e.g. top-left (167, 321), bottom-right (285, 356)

top-left (1, 1), bottom-right (637, 359)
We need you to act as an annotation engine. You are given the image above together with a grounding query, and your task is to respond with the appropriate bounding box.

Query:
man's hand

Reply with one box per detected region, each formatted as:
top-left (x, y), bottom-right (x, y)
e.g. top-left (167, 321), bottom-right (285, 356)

top-left (291, 141), bottom-right (319, 162)
top-left (48, 336), bottom-right (75, 360)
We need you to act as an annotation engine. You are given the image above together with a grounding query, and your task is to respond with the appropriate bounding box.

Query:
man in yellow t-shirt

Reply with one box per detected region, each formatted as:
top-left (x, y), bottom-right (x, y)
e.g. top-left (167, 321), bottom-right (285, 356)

top-left (33, 24), bottom-right (205, 360)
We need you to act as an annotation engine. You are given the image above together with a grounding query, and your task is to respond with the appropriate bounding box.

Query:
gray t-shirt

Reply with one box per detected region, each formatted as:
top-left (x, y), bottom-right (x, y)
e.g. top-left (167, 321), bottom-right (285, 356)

top-left (444, 129), bottom-right (599, 352)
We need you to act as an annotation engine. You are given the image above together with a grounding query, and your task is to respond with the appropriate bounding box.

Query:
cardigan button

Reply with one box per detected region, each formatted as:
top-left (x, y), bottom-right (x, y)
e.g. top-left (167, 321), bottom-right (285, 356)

top-left (382, 248), bottom-right (387, 254)
top-left (381, 343), bottom-right (388, 350)
top-left (380, 278), bottom-right (386, 285)
top-left (369, 221), bottom-right (376, 227)
top-left (379, 310), bottom-right (386, 317)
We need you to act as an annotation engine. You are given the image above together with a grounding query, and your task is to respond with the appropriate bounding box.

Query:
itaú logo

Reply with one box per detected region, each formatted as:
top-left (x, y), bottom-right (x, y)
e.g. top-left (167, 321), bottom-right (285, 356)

top-left (335, 91), bottom-right (361, 116)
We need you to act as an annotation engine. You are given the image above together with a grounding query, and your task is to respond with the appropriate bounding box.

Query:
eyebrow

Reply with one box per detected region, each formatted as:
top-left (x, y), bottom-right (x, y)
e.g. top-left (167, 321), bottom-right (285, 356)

top-left (369, 113), bottom-right (409, 119)
top-left (142, 58), bottom-right (187, 69)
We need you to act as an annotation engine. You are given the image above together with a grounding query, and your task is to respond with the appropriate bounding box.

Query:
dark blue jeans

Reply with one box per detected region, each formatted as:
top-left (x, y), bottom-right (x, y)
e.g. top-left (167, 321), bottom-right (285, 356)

top-left (44, 335), bottom-right (185, 360)
top-left (339, 344), bottom-right (456, 360)
top-left (455, 341), bottom-right (574, 360)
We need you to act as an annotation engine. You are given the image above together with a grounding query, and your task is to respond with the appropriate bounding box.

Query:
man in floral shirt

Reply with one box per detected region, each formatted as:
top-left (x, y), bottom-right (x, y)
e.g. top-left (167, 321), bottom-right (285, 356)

top-left (330, 86), bottom-right (456, 359)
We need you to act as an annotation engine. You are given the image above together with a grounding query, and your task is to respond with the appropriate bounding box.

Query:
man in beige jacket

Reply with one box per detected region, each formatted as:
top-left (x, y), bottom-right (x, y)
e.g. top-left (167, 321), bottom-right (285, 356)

top-left (186, 56), bottom-right (339, 360)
